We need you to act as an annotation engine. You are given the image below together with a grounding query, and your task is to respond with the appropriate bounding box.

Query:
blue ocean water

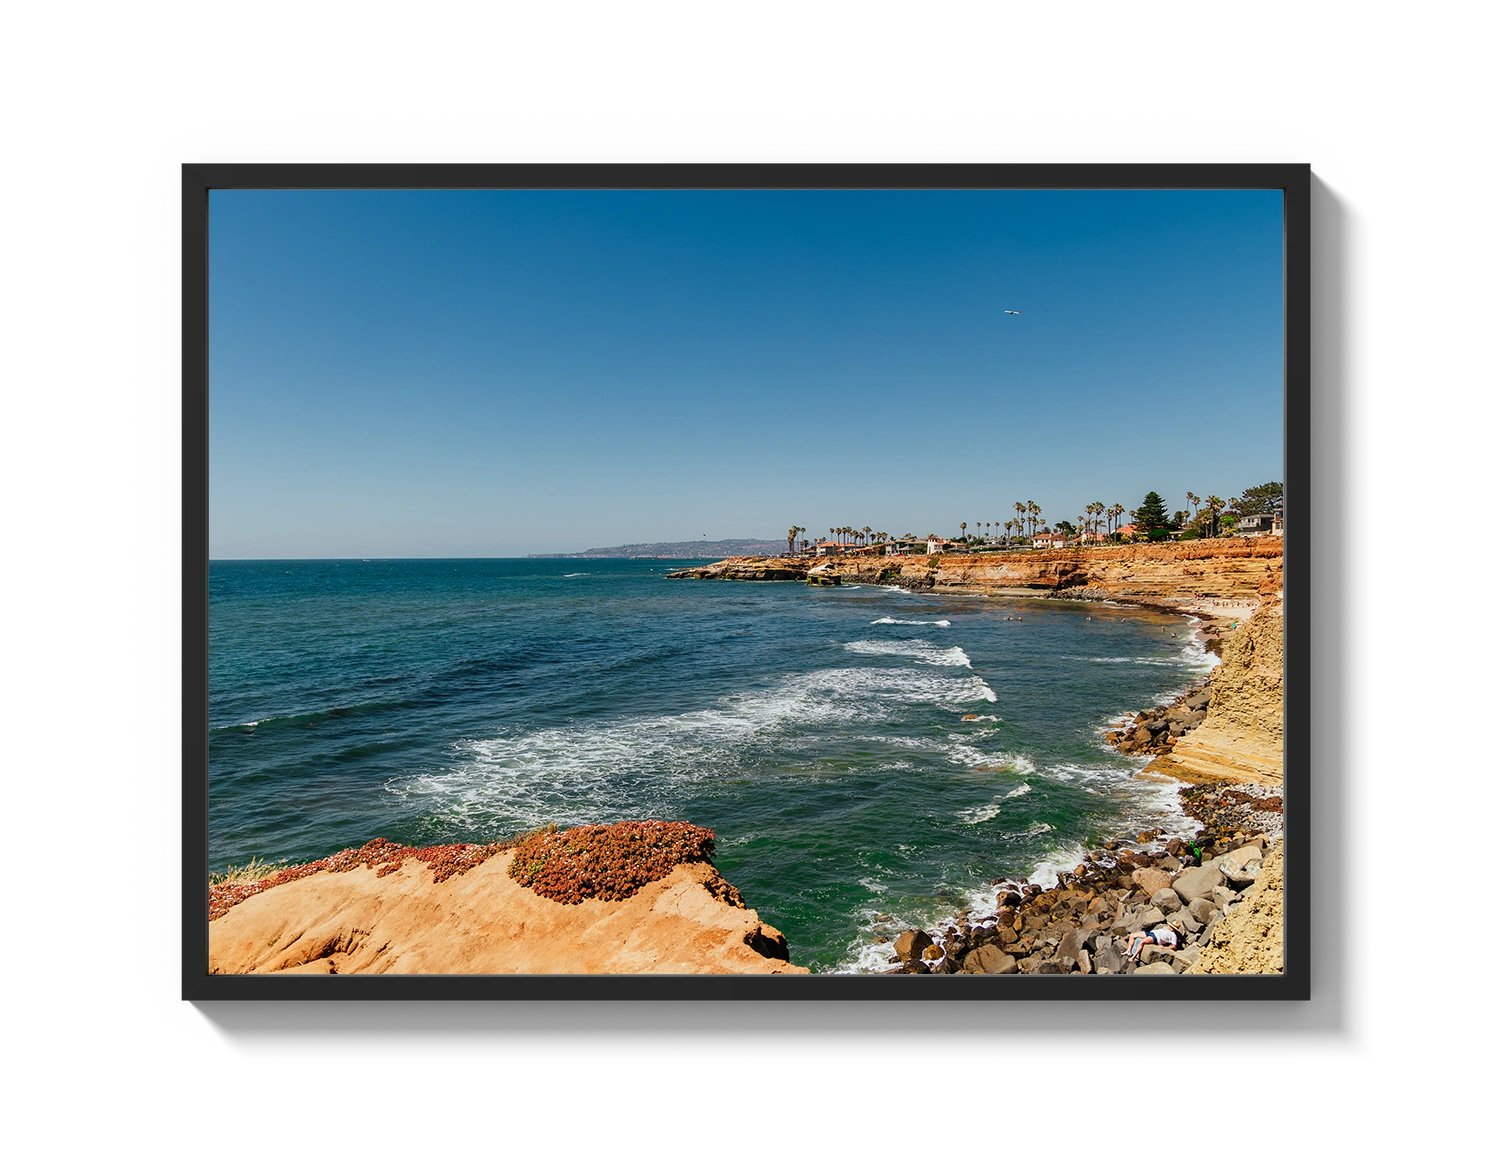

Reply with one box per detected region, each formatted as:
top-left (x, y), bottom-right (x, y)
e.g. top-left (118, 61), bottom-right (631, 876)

top-left (209, 559), bottom-right (1212, 971)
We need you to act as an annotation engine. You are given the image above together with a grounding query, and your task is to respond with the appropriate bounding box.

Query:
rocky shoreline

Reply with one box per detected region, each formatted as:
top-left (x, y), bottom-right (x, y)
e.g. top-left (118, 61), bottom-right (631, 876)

top-left (871, 598), bottom-right (1285, 976)
top-left (881, 826), bottom-right (1282, 976)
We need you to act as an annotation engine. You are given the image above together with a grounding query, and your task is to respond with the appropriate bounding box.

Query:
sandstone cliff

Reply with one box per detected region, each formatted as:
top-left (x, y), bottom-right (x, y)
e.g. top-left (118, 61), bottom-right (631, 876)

top-left (670, 538), bottom-right (1282, 602)
top-left (1188, 845), bottom-right (1284, 974)
top-left (209, 853), bottom-right (806, 975)
top-left (1144, 599), bottom-right (1284, 787)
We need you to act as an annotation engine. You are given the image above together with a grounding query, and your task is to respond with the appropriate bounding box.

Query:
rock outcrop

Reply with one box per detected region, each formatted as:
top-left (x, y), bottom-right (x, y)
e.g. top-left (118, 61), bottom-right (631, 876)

top-left (1143, 599), bottom-right (1284, 787)
top-left (209, 853), bottom-right (806, 975)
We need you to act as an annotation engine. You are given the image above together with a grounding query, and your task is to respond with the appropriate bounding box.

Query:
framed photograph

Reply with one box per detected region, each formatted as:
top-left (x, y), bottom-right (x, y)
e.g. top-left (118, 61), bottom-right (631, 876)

top-left (184, 164), bottom-right (1309, 1000)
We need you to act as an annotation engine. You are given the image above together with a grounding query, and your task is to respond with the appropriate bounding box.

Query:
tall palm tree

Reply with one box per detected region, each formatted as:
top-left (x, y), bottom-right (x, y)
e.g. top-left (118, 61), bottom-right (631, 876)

top-left (1026, 501), bottom-right (1040, 537)
top-left (1014, 502), bottom-right (1027, 541)
top-left (1204, 495), bottom-right (1226, 537)
top-left (1109, 502), bottom-right (1125, 536)
top-left (1185, 492), bottom-right (1201, 534)
top-left (960, 521), bottom-right (967, 542)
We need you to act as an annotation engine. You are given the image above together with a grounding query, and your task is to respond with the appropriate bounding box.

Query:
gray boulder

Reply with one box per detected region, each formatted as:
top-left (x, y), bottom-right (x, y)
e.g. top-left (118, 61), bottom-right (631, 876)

top-left (1057, 929), bottom-right (1094, 963)
top-left (1150, 888), bottom-right (1183, 913)
top-left (1186, 690), bottom-right (1211, 711)
top-left (1222, 844), bottom-right (1263, 870)
top-left (1135, 961), bottom-right (1178, 974)
top-left (1094, 942), bottom-right (1124, 973)
top-left (1176, 945), bottom-right (1202, 968)
top-left (1173, 864), bottom-right (1225, 903)
top-left (1188, 897), bottom-right (1218, 924)
top-left (1212, 886), bottom-right (1238, 910)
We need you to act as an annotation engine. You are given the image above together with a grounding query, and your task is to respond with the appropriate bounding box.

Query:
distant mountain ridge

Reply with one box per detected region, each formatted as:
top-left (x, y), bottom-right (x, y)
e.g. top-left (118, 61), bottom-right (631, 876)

top-left (529, 538), bottom-right (785, 559)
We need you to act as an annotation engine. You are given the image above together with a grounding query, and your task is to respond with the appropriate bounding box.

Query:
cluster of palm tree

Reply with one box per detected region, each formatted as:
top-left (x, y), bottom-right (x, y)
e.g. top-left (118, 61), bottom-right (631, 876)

top-left (1183, 492), bottom-right (1230, 537)
top-left (799, 524), bottom-right (891, 552)
top-left (1076, 501), bottom-right (1128, 541)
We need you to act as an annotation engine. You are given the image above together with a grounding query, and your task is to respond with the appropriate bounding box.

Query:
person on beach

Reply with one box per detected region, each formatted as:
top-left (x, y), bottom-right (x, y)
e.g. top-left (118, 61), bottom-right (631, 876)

top-left (1125, 925), bottom-right (1179, 961)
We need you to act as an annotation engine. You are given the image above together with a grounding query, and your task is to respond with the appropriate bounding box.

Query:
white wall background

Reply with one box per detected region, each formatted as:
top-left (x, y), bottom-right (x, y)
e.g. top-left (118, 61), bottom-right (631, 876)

top-left (0, 2), bottom-right (1488, 1158)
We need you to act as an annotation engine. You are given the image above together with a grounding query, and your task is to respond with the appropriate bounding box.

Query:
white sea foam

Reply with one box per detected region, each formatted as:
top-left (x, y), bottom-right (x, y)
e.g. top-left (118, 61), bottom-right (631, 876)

top-left (956, 783), bottom-right (1033, 824)
top-left (947, 743), bottom-right (1036, 773)
top-left (562, 572), bottom-right (589, 578)
top-left (390, 664), bottom-right (998, 827)
top-left (870, 617), bottom-right (951, 627)
top-left (1027, 841), bottom-right (1088, 888)
top-left (844, 639), bottom-right (971, 668)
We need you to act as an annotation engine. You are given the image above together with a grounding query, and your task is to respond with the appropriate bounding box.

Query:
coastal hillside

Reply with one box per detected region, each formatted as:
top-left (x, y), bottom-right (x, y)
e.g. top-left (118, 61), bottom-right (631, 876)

top-left (670, 537), bottom-right (1282, 602)
top-left (209, 827), bottom-right (807, 975)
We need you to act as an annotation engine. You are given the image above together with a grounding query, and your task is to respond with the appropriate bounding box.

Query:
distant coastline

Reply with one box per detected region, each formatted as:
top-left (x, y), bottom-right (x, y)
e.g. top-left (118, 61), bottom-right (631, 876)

top-left (528, 538), bottom-right (783, 559)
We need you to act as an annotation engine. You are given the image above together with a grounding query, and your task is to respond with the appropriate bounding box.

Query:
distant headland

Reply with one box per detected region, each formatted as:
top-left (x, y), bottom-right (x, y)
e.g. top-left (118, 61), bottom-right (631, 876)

top-left (528, 538), bottom-right (784, 559)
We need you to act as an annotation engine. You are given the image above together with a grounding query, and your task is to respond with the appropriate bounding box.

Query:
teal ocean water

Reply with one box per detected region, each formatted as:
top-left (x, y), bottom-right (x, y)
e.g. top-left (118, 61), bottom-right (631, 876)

top-left (209, 559), bottom-right (1212, 971)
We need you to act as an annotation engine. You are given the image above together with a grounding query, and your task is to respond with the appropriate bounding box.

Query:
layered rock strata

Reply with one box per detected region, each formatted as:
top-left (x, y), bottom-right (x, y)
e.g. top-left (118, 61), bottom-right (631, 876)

top-left (669, 538), bottom-right (1282, 602)
top-left (1142, 600), bottom-right (1284, 787)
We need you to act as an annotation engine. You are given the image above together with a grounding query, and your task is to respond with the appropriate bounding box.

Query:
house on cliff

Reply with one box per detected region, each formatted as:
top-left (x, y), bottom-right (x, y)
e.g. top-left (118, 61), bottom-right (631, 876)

top-left (1031, 532), bottom-right (1067, 549)
top-left (1236, 511), bottom-right (1284, 538)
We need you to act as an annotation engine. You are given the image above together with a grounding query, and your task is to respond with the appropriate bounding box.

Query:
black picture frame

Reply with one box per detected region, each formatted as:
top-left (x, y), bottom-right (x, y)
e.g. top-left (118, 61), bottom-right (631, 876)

top-left (129, 107), bottom-right (1368, 1062)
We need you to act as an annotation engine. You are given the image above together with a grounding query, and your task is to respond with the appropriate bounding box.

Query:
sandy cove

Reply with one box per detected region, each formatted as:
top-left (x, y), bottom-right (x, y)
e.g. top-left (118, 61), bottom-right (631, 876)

top-left (209, 851), bottom-right (806, 975)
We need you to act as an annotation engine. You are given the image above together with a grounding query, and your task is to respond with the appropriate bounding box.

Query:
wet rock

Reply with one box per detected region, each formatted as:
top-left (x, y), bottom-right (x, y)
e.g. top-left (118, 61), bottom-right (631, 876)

top-left (961, 944), bottom-right (1018, 974)
top-left (901, 960), bottom-right (929, 974)
top-left (894, 929), bottom-right (934, 961)
top-left (1150, 888), bottom-right (1183, 913)
top-left (922, 944), bottom-right (945, 962)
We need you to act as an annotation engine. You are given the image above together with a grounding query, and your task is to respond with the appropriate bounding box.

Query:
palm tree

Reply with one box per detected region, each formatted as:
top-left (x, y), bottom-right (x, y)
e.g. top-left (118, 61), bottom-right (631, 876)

top-left (1014, 502), bottom-right (1027, 542)
top-left (1185, 492), bottom-right (1201, 535)
top-left (959, 521), bottom-right (967, 543)
top-left (1026, 501), bottom-right (1040, 538)
top-left (1109, 502), bottom-right (1125, 536)
top-left (1204, 495), bottom-right (1226, 538)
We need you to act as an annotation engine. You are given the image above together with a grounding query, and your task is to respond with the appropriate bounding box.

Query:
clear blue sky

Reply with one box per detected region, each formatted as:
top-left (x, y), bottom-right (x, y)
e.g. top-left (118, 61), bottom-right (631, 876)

top-left (208, 188), bottom-right (1283, 557)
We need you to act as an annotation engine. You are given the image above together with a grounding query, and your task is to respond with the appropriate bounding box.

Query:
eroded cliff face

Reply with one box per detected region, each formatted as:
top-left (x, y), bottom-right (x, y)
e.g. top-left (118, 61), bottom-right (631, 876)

top-left (670, 538), bottom-right (1282, 601)
top-left (1144, 599), bottom-right (1284, 787)
top-left (209, 855), bottom-right (807, 975)
top-left (1188, 845), bottom-right (1284, 974)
